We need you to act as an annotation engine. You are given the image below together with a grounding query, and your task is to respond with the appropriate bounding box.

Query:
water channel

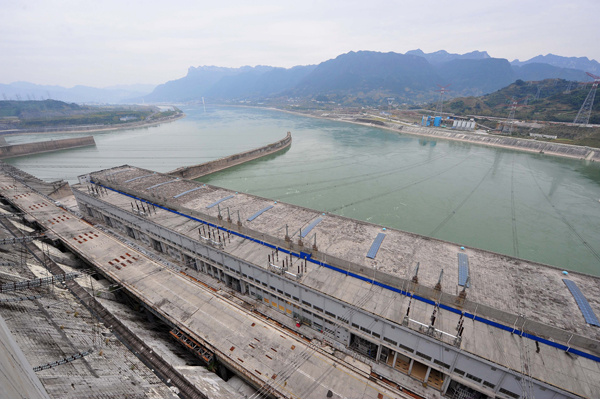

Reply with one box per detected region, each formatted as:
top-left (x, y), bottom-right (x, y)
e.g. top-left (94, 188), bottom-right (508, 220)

top-left (5, 106), bottom-right (600, 275)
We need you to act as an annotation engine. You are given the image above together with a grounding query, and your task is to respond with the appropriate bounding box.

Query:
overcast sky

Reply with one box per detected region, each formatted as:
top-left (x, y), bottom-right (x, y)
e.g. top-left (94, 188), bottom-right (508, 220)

top-left (2, 0), bottom-right (599, 88)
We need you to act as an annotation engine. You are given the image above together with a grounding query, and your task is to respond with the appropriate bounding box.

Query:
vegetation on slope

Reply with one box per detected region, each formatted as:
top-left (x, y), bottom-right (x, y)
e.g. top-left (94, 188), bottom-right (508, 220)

top-left (0, 100), bottom-right (171, 129)
top-left (441, 79), bottom-right (600, 124)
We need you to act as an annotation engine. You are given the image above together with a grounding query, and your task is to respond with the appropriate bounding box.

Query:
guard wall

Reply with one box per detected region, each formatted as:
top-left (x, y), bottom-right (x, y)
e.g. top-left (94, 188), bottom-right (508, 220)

top-left (0, 136), bottom-right (96, 159)
top-left (168, 132), bottom-right (292, 180)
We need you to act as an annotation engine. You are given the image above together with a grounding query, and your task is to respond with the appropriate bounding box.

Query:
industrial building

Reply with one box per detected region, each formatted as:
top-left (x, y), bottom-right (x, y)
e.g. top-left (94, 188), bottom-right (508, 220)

top-left (61, 165), bottom-right (600, 399)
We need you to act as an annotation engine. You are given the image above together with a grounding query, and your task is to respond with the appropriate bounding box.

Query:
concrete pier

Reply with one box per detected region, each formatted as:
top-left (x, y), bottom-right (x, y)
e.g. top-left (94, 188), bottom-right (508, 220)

top-left (0, 136), bottom-right (96, 159)
top-left (168, 132), bottom-right (292, 180)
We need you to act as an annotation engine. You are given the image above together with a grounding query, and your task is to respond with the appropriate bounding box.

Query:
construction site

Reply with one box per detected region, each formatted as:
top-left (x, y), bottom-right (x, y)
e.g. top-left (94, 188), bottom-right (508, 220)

top-left (0, 74), bottom-right (599, 399)
top-left (0, 123), bottom-right (599, 399)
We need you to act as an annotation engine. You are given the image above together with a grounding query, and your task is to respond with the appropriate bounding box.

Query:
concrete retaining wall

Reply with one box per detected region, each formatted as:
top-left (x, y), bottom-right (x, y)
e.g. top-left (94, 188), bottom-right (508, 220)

top-left (401, 126), bottom-right (600, 162)
top-left (168, 132), bottom-right (292, 180)
top-left (0, 136), bottom-right (96, 159)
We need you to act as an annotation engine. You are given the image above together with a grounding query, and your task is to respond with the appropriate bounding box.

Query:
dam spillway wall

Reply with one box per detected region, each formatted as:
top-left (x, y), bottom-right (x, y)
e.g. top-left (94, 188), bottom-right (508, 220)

top-left (0, 136), bottom-right (96, 159)
top-left (168, 132), bottom-right (292, 180)
top-left (401, 126), bottom-right (600, 161)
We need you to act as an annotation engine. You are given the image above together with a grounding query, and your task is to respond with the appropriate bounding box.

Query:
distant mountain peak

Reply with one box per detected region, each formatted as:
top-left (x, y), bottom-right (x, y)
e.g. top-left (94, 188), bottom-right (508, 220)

top-left (406, 49), bottom-right (490, 64)
top-left (511, 54), bottom-right (599, 74)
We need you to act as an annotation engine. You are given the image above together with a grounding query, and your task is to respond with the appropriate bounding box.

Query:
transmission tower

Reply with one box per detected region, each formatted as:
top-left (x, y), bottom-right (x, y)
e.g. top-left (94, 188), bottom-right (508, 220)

top-left (434, 84), bottom-right (451, 117)
top-left (564, 81), bottom-right (573, 94)
top-left (504, 97), bottom-right (524, 135)
top-left (2, 93), bottom-right (7, 101)
top-left (387, 97), bottom-right (395, 111)
top-left (534, 83), bottom-right (546, 101)
top-left (573, 72), bottom-right (600, 125)
top-left (46, 91), bottom-right (51, 100)
top-left (15, 94), bottom-right (22, 101)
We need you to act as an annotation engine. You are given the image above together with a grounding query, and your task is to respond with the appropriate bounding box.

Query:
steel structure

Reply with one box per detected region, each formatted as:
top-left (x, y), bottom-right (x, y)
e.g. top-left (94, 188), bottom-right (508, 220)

top-left (434, 84), bottom-right (451, 118)
top-left (0, 295), bottom-right (42, 303)
top-left (0, 213), bottom-right (23, 219)
top-left (33, 350), bottom-right (93, 372)
top-left (574, 72), bottom-right (600, 125)
top-left (534, 83), bottom-right (546, 101)
top-left (504, 97), bottom-right (524, 134)
top-left (0, 235), bottom-right (44, 246)
top-left (0, 273), bottom-right (79, 293)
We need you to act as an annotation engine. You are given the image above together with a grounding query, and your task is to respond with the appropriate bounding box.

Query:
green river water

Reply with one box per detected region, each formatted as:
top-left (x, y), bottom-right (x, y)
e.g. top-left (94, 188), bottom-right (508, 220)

top-left (6, 106), bottom-right (600, 275)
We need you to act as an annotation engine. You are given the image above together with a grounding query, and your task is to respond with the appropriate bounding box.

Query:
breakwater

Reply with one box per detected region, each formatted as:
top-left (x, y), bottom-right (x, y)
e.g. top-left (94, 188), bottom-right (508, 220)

top-left (0, 113), bottom-right (185, 136)
top-left (168, 131), bottom-right (292, 180)
top-left (400, 126), bottom-right (600, 161)
top-left (0, 136), bottom-right (96, 159)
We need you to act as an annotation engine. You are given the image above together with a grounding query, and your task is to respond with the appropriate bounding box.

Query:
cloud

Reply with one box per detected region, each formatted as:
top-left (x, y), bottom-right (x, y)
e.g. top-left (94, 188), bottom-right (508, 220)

top-left (1, 0), bottom-right (599, 87)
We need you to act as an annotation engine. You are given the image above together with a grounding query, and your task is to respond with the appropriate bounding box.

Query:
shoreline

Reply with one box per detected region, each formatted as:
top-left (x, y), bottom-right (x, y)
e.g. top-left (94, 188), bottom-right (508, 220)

top-left (225, 104), bottom-right (600, 162)
top-left (0, 113), bottom-right (186, 137)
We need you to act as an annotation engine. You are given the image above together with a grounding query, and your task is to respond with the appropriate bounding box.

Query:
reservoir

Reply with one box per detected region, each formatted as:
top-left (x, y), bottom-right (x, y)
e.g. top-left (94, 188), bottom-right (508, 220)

top-left (5, 106), bottom-right (600, 275)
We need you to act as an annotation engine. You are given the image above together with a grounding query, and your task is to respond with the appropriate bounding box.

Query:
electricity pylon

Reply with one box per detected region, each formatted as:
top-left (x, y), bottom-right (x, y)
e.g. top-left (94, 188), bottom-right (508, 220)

top-left (504, 97), bottom-right (525, 135)
top-left (435, 84), bottom-right (451, 117)
top-left (573, 72), bottom-right (600, 125)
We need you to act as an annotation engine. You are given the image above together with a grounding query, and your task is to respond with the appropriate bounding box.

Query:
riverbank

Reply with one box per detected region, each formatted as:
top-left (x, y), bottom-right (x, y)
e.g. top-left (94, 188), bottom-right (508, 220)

top-left (229, 105), bottom-right (600, 162)
top-left (0, 112), bottom-right (186, 137)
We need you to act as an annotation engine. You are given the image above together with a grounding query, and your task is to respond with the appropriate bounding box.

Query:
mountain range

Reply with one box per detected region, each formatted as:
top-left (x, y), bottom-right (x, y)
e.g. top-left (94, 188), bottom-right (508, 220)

top-left (2, 51), bottom-right (598, 105)
top-left (0, 82), bottom-right (156, 104)
top-left (143, 50), bottom-right (593, 104)
top-left (511, 54), bottom-right (600, 75)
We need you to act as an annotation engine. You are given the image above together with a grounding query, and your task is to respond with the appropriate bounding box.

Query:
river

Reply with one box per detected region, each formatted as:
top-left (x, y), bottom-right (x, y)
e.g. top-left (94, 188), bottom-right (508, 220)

top-left (5, 105), bottom-right (600, 275)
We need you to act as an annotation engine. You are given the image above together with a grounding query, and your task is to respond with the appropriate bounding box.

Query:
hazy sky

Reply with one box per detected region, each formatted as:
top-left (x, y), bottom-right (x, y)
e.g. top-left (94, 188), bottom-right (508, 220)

top-left (2, 0), bottom-right (599, 87)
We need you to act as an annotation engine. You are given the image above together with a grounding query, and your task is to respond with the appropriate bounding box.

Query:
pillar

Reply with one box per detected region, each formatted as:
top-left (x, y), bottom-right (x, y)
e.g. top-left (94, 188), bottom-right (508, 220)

top-left (441, 374), bottom-right (451, 395)
top-left (392, 351), bottom-right (398, 368)
top-left (408, 359), bottom-right (414, 376)
top-left (424, 366), bottom-right (432, 386)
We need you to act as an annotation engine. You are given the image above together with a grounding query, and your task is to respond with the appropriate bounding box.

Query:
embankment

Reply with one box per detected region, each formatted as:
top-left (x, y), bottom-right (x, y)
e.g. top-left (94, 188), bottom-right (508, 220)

top-left (168, 132), bottom-right (292, 180)
top-left (0, 113), bottom-right (185, 136)
top-left (400, 126), bottom-right (600, 161)
top-left (0, 136), bottom-right (96, 159)
top-left (252, 105), bottom-right (600, 162)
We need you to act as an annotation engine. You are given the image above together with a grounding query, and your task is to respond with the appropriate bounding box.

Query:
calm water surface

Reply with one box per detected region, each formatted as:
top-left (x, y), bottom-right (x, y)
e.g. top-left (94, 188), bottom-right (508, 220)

top-left (6, 106), bottom-right (600, 275)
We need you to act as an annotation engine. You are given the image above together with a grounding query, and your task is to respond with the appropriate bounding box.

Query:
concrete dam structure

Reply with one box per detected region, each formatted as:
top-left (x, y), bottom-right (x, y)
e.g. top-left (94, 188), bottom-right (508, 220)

top-left (63, 163), bottom-right (599, 399)
top-left (0, 136), bottom-right (96, 159)
top-left (168, 131), bottom-right (292, 180)
top-left (1, 131), bottom-right (599, 399)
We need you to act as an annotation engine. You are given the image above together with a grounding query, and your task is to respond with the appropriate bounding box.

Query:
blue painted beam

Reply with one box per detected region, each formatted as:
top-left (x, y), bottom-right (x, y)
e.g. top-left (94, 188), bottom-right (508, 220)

top-left (124, 173), bottom-right (155, 183)
top-left (206, 195), bottom-right (234, 209)
top-left (247, 205), bottom-right (274, 222)
top-left (301, 217), bottom-right (323, 238)
top-left (173, 186), bottom-right (205, 199)
top-left (146, 179), bottom-right (179, 190)
top-left (366, 233), bottom-right (385, 259)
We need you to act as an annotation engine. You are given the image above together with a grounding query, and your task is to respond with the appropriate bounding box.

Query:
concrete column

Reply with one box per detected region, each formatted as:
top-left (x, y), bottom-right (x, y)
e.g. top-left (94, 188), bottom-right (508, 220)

top-left (392, 351), bottom-right (398, 369)
top-left (376, 345), bottom-right (382, 362)
top-left (441, 374), bottom-right (451, 395)
top-left (408, 359), bottom-right (414, 376)
top-left (494, 374), bottom-right (507, 394)
top-left (424, 366), bottom-right (432, 385)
